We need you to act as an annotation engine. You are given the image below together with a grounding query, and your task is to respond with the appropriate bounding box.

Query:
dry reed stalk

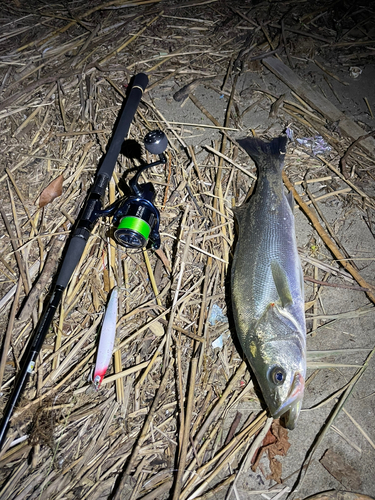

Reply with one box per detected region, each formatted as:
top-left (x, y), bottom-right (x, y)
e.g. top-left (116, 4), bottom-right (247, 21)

top-left (172, 356), bottom-right (198, 500)
top-left (318, 155), bottom-right (375, 207)
top-left (161, 121), bottom-right (238, 131)
top-left (213, 73), bottom-right (237, 262)
top-left (7, 183), bottom-right (32, 294)
top-left (205, 145), bottom-right (256, 179)
top-left (225, 417), bottom-right (273, 499)
top-left (44, 316), bottom-right (102, 385)
top-left (143, 248), bottom-right (162, 306)
top-left (0, 278), bottom-right (22, 389)
top-left (331, 425), bottom-right (362, 453)
top-left (6, 169), bottom-right (42, 258)
top-left (197, 261), bottom-right (211, 371)
top-left (305, 187), bottom-right (351, 205)
top-left (342, 408), bottom-right (375, 450)
top-left (112, 360), bottom-right (173, 499)
top-left (176, 330), bottom-right (186, 454)
top-left (100, 13), bottom-right (162, 65)
top-left (0, 144), bottom-right (46, 182)
top-left (194, 361), bottom-right (247, 445)
top-left (100, 359), bottom-right (152, 386)
top-left (182, 419), bottom-right (223, 492)
top-left (13, 345), bottom-right (96, 418)
top-left (0, 207), bottom-right (30, 296)
top-left (181, 412), bottom-right (268, 500)
top-left (282, 102), bottom-right (328, 126)
top-left (163, 211), bottom-right (192, 369)
top-left (164, 232), bottom-right (229, 264)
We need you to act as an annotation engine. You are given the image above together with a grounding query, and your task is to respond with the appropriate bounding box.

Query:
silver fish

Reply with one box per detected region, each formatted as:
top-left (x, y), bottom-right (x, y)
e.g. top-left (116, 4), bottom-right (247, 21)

top-left (231, 136), bottom-right (306, 429)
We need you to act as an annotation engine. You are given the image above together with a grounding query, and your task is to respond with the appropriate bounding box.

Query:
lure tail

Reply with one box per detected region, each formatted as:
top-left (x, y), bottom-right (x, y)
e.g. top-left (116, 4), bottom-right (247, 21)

top-left (93, 287), bottom-right (118, 390)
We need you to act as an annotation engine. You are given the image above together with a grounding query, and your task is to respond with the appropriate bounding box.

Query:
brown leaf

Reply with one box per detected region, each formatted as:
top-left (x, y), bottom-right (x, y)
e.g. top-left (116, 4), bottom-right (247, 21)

top-left (155, 248), bottom-right (171, 272)
top-left (252, 420), bottom-right (291, 483)
top-left (251, 426), bottom-right (277, 469)
top-left (268, 420), bottom-right (291, 459)
top-left (267, 456), bottom-right (283, 483)
top-left (37, 174), bottom-right (64, 208)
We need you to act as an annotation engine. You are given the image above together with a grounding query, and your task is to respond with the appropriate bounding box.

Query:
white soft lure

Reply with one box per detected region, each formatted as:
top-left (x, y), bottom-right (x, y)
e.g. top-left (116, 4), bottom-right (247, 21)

top-left (93, 286), bottom-right (118, 390)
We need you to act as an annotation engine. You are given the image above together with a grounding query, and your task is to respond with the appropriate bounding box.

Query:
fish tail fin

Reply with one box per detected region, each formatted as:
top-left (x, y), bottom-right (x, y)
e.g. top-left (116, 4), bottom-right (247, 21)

top-left (237, 136), bottom-right (287, 172)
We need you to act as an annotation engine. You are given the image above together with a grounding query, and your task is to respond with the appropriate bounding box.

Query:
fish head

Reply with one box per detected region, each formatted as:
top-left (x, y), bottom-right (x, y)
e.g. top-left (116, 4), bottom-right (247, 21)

top-left (246, 303), bottom-right (306, 429)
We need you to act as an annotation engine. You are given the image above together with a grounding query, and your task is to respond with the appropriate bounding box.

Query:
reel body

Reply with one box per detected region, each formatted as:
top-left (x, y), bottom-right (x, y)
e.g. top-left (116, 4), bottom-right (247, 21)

top-left (91, 129), bottom-right (167, 250)
top-left (112, 182), bottom-right (161, 249)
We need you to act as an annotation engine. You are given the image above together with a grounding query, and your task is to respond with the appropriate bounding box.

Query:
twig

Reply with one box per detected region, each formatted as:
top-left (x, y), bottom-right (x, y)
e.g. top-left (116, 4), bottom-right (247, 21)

top-left (339, 130), bottom-right (375, 179)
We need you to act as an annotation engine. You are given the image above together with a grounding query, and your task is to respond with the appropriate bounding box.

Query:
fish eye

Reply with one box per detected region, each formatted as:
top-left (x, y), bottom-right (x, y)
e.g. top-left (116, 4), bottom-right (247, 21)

top-left (269, 366), bottom-right (286, 386)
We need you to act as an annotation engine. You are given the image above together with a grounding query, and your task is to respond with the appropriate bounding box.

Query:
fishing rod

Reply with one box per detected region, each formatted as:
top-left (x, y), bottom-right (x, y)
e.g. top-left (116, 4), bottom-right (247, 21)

top-left (0, 72), bottom-right (168, 448)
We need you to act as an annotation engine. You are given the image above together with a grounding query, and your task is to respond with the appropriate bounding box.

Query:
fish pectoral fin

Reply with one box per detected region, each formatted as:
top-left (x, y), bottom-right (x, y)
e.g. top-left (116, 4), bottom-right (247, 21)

top-left (271, 261), bottom-right (293, 307)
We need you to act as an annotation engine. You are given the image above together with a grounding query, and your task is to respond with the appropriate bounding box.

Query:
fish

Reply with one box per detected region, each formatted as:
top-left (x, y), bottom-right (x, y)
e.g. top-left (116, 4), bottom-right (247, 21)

top-left (93, 286), bottom-right (118, 390)
top-left (231, 136), bottom-right (306, 429)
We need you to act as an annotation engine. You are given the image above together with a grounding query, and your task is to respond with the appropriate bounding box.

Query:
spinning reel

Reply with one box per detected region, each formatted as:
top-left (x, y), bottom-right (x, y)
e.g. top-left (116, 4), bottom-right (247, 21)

top-left (95, 130), bottom-right (168, 250)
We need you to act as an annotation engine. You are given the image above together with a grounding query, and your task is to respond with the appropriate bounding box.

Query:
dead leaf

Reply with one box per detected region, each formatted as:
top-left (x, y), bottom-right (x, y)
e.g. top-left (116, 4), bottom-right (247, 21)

top-left (268, 419), bottom-right (291, 458)
top-left (252, 419), bottom-right (291, 483)
top-left (155, 248), bottom-right (171, 272)
top-left (320, 448), bottom-right (362, 490)
top-left (37, 174), bottom-right (64, 208)
top-left (267, 457), bottom-right (282, 483)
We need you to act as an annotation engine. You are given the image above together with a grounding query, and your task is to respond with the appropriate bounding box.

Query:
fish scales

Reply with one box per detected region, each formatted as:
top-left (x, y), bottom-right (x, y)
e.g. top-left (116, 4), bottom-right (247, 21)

top-left (231, 136), bottom-right (306, 429)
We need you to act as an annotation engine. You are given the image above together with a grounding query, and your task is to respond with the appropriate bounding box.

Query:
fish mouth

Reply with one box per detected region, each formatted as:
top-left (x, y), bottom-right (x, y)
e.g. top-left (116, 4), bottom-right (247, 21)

top-left (271, 372), bottom-right (305, 429)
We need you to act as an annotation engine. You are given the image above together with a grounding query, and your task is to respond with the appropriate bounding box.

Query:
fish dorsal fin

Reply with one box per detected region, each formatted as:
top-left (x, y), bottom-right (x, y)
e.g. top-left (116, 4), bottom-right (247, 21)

top-left (286, 190), bottom-right (294, 211)
top-left (271, 261), bottom-right (293, 307)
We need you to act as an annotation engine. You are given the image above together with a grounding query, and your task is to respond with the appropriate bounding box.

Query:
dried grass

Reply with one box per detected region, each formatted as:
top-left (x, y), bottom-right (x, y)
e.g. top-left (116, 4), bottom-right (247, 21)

top-left (0, 1), bottom-right (374, 499)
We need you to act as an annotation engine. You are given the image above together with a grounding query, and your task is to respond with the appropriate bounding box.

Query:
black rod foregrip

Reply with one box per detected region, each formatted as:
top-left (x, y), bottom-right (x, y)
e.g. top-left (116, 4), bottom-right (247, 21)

top-left (55, 234), bottom-right (89, 288)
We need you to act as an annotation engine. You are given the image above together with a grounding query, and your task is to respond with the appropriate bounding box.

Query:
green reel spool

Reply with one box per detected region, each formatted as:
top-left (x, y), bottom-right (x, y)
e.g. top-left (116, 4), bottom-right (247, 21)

top-left (114, 216), bottom-right (151, 248)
